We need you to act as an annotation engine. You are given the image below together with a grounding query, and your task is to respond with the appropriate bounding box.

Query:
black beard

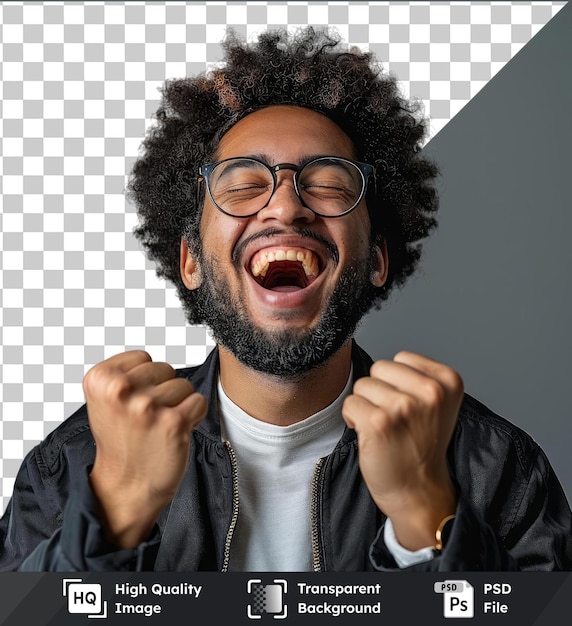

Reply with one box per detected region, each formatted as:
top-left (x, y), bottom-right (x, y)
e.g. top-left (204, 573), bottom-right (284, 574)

top-left (192, 251), bottom-right (377, 379)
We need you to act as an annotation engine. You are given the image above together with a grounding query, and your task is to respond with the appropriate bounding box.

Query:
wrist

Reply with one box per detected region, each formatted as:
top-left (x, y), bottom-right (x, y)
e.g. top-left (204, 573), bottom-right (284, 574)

top-left (89, 469), bottom-right (163, 549)
top-left (384, 482), bottom-right (457, 551)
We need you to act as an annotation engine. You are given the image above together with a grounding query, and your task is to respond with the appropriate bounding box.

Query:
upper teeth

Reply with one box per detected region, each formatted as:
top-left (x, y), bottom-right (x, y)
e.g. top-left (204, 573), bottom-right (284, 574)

top-left (251, 248), bottom-right (319, 279)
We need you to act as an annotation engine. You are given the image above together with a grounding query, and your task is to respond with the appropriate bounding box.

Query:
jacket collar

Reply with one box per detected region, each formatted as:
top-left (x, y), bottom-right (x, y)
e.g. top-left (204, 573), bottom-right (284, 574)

top-left (178, 340), bottom-right (373, 443)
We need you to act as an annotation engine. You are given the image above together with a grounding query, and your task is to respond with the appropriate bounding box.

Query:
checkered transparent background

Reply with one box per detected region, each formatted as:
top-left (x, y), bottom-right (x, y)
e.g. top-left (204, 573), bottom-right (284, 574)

top-left (0, 1), bottom-right (566, 512)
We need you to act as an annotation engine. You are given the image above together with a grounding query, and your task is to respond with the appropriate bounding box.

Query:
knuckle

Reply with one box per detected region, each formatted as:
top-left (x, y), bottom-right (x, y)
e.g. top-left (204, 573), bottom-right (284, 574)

top-left (352, 377), bottom-right (369, 396)
top-left (124, 349), bottom-right (152, 365)
top-left (83, 361), bottom-right (108, 392)
top-left (420, 379), bottom-right (445, 406)
top-left (158, 361), bottom-right (176, 378)
top-left (130, 393), bottom-right (157, 419)
top-left (84, 364), bottom-right (129, 400)
top-left (432, 364), bottom-right (464, 397)
top-left (353, 375), bottom-right (384, 399)
top-left (134, 350), bottom-right (152, 362)
top-left (367, 406), bottom-right (392, 435)
top-left (82, 365), bottom-right (99, 395)
top-left (193, 393), bottom-right (208, 419)
top-left (392, 350), bottom-right (413, 365)
top-left (396, 393), bottom-right (418, 417)
top-left (162, 407), bottom-right (194, 441)
top-left (369, 360), bottom-right (388, 379)
top-left (177, 377), bottom-right (195, 393)
top-left (445, 368), bottom-right (464, 395)
top-left (105, 372), bottom-right (134, 402)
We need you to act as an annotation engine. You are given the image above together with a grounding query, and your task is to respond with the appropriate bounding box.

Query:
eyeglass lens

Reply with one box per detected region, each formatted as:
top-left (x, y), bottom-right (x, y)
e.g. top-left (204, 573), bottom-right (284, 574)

top-left (207, 158), bottom-right (365, 217)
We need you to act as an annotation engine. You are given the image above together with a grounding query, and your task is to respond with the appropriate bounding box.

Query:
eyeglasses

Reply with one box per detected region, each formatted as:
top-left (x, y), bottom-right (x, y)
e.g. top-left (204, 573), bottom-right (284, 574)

top-left (198, 156), bottom-right (374, 218)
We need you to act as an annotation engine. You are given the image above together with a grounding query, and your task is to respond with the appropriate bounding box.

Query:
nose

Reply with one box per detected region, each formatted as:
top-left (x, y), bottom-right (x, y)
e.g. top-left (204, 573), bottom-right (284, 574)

top-left (256, 173), bottom-right (315, 226)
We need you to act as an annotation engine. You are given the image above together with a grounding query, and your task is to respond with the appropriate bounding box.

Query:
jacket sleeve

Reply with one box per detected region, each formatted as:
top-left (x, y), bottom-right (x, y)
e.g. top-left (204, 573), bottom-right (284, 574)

top-left (19, 474), bottom-right (161, 572)
top-left (0, 445), bottom-right (160, 572)
top-left (369, 496), bottom-right (519, 571)
top-left (369, 446), bottom-right (572, 572)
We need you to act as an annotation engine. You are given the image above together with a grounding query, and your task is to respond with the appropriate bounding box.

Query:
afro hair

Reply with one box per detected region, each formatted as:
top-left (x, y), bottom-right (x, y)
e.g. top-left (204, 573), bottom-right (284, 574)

top-left (128, 27), bottom-right (439, 324)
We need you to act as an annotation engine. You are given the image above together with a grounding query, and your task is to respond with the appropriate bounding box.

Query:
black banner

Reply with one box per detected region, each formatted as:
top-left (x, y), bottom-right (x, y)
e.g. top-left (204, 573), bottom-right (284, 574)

top-left (0, 572), bottom-right (570, 625)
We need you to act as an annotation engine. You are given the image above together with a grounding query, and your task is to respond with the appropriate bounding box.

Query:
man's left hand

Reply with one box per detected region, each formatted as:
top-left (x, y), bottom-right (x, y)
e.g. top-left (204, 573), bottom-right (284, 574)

top-left (342, 351), bottom-right (464, 551)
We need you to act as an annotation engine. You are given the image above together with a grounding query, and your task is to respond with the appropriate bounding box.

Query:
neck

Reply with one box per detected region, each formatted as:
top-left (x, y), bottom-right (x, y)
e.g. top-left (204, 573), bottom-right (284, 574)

top-left (218, 341), bottom-right (353, 426)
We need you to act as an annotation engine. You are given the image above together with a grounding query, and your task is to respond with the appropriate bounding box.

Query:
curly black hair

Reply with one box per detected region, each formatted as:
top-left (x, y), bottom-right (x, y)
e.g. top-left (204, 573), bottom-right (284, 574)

top-left (128, 27), bottom-right (439, 324)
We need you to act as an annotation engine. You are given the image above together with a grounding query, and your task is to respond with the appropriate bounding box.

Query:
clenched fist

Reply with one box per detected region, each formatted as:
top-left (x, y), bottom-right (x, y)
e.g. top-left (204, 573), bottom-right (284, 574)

top-left (342, 351), bottom-right (464, 551)
top-left (84, 351), bottom-right (207, 548)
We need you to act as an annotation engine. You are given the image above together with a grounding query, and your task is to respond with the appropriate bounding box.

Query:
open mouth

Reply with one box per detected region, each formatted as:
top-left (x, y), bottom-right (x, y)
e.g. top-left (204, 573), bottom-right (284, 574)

top-left (249, 248), bottom-right (320, 292)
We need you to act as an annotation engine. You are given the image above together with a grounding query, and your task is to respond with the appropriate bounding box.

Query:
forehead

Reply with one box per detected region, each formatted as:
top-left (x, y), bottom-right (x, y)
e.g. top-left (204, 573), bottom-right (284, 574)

top-left (215, 105), bottom-right (356, 163)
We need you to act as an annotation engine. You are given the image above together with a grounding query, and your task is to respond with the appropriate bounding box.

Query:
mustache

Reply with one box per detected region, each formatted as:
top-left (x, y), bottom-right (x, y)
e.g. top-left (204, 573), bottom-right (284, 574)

top-left (232, 227), bottom-right (339, 267)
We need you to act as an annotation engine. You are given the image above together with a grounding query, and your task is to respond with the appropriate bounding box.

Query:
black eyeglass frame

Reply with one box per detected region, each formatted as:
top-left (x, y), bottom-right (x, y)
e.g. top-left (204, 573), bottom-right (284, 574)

top-left (197, 156), bottom-right (375, 218)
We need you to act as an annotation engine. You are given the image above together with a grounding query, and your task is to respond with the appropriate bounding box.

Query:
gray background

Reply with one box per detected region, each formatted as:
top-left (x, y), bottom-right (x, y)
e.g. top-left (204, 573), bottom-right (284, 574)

top-left (358, 1), bottom-right (572, 501)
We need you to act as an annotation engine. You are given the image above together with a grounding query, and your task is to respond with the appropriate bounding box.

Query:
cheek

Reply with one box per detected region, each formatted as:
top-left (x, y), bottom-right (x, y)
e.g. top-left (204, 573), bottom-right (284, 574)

top-left (340, 213), bottom-right (372, 259)
top-left (199, 209), bottom-right (246, 262)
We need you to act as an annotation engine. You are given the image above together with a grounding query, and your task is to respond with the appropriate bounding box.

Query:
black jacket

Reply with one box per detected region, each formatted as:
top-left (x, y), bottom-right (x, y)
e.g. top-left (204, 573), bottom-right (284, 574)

top-left (1, 343), bottom-right (571, 571)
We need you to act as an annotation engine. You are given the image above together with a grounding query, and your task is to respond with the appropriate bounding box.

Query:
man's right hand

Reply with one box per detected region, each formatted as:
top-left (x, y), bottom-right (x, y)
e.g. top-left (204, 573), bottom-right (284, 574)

top-left (83, 351), bottom-right (207, 548)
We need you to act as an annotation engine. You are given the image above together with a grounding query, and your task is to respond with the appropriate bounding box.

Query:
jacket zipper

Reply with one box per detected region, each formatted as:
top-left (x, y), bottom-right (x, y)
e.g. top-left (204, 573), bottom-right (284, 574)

top-left (310, 457), bottom-right (326, 572)
top-left (221, 440), bottom-right (240, 572)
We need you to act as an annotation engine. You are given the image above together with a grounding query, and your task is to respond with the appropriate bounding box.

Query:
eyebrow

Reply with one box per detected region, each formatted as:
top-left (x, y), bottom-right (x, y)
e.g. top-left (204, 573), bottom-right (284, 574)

top-left (220, 153), bottom-right (343, 167)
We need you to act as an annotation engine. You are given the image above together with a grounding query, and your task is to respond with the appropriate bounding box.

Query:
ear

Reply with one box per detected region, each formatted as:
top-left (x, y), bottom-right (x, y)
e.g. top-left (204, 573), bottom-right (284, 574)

top-left (370, 241), bottom-right (389, 288)
top-left (180, 238), bottom-right (202, 290)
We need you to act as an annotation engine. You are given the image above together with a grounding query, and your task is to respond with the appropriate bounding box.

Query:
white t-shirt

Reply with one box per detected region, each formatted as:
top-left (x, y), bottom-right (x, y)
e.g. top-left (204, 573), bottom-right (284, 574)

top-left (218, 375), bottom-right (349, 571)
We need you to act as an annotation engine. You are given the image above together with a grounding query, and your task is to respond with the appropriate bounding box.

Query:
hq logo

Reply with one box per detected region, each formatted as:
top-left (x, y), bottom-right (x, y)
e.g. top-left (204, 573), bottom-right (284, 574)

top-left (62, 579), bottom-right (108, 619)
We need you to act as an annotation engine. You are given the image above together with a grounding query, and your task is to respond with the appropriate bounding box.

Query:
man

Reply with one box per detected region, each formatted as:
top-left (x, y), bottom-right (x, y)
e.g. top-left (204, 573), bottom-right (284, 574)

top-left (1, 28), bottom-right (571, 571)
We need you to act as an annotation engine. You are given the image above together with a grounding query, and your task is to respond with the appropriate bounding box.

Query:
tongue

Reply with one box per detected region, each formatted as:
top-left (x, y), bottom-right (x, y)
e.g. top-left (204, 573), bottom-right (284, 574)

top-left (269, 285), bottom-right (303, 293)
top-left (262, 261), bottom-right (308, 291)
